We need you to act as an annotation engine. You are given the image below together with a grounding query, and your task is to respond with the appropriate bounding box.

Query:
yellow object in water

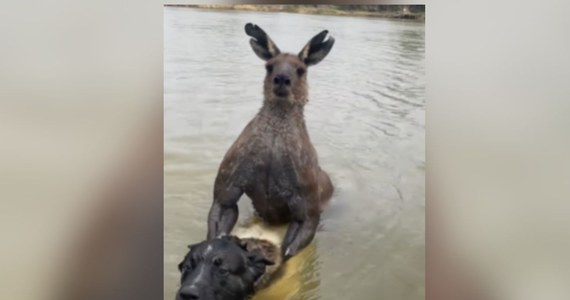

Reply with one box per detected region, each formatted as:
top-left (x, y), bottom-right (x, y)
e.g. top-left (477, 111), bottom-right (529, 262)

top-left (231, 218), bottom-right (318, 300)
top-left (253, 245), bottom-right (314, 300)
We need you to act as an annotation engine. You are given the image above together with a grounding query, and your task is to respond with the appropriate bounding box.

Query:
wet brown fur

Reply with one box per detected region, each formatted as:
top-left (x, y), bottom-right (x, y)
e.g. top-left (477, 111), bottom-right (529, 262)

top-left (207, 23), bottom-right (335, 259)
top-left (213, 56), bottom-right (333, 221)
top-left (239, 238), bottom-right (283, 290)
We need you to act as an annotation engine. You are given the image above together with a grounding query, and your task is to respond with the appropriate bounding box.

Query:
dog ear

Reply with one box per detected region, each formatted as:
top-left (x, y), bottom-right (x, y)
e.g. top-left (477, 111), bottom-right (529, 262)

top-left (178, 243), bottom-right (196, 272)
top-left (186, 241), bottom-right (202, 250)
top-left (179, 242), bottom-right (200, 272)
top-left (223, 235), bottom-right (245, 249)
top-left (178, 253), bottom-right (190, 272)
top-left (224, 235), bottom-right (250, 251)
top-left (248, 252), bottom-right (275, 266)
top-left (247, 252), bottom-right (274, 281)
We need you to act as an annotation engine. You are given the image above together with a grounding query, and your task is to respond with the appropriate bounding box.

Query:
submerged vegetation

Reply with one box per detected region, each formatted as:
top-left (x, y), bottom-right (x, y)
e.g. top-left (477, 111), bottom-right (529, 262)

top-left (165, 4), bottom-right (425, 21)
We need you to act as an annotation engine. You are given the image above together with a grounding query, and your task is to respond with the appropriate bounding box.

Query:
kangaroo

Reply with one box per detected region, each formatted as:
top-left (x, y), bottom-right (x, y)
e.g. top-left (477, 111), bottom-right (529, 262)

top-left (207, 23), bottom-right (335, 259)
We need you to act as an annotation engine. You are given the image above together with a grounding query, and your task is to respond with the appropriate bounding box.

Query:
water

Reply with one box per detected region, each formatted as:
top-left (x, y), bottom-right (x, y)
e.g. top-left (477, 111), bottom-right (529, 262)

top-left (164, 7), bottom-right (425, 300)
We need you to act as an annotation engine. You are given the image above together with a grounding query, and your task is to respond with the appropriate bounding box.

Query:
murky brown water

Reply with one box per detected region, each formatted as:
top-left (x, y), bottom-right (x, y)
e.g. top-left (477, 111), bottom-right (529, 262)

top-left (164, 7), bottom-right (425, 300)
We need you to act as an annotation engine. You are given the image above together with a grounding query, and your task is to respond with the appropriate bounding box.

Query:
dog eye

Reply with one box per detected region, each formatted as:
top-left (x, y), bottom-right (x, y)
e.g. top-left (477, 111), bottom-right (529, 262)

top-left (297, 67), bottom-right (305, 76)
top-left (190, 257), bottom-right (200, 268)
top-left (213, 257), bottom-right (222, 266)
top-left (266, 64), bottom-right (273, 73)
top-left (180, 264), bottom-right (190, 272)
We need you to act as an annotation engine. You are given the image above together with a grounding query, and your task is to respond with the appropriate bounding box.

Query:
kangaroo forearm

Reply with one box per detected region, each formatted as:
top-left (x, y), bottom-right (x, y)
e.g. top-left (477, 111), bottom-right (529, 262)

top-left (282, 217), bottom-right (318, 259)
top-left (207, 203), bottom-right (238, 239)
top-left (282, 221), bottom-right (301, 255)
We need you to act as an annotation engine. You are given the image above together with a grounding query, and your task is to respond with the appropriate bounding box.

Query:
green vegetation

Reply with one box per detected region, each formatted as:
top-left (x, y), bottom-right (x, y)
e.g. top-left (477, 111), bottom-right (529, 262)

top-left (165, 4), bottom-right (425, 21)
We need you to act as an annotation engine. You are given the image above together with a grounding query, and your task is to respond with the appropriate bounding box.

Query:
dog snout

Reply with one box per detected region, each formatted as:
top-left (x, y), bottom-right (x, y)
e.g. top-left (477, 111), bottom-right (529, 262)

top-left (178, 285), bottom-right (200, 300)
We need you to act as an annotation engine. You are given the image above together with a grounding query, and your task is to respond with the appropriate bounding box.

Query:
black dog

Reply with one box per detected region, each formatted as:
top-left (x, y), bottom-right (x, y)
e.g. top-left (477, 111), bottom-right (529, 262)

top-left (176, 236), bottom-right (277, 300)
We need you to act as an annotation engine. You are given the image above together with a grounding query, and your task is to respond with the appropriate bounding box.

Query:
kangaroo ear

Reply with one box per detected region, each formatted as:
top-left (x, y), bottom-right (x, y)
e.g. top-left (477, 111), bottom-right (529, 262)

top-left (245, 23), bottom-right (281, 61)
top-left (298, 30), bottom-right (335, 66)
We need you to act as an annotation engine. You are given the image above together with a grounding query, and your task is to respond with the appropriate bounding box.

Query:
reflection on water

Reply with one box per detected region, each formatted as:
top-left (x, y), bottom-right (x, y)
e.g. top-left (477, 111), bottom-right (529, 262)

top-left (164, 7), bottom-right (425, 300)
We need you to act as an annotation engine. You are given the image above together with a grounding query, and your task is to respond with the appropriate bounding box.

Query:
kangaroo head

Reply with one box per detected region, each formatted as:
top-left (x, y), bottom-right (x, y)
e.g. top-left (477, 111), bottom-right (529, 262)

top-left (245, 23), bottom-right (335, 106)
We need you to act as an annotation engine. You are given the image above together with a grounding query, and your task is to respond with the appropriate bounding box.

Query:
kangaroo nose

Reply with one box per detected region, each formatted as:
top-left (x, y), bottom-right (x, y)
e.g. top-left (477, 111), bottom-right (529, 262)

top-left (273, 74), bottom-right (291, 86)
top-left (178, 285), bottom-right (199, 300)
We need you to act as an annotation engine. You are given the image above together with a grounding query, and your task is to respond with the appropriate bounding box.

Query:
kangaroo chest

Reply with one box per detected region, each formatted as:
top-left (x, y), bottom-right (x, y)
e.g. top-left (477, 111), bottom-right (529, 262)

top-left (234, 122), bottom-right (311, 215)
top-left (249, 130), bottom-right (302, 193)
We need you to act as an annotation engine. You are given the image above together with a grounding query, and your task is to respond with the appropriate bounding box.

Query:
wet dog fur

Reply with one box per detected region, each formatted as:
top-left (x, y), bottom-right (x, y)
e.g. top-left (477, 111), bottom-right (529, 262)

top-left (176, 224), bottom-right (284, 300)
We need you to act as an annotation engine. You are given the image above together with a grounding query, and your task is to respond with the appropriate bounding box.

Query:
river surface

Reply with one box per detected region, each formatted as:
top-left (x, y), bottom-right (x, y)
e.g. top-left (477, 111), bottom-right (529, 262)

top-left (164, 7), bottom-right (425, 300)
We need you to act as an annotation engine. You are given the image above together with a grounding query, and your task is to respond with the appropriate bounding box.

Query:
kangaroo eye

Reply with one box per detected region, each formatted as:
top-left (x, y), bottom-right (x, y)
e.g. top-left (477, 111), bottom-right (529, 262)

top-left (266, 64), bottom-right (273, 73)
top-left (297, 67), bottom-right (305, 76)
top-left (219, 267), bottom-right (229, 276)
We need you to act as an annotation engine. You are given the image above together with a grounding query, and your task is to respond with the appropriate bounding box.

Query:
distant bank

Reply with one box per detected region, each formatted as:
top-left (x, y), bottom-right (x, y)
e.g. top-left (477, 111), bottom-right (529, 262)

top-left (165, 4), bottom-right (425, 21)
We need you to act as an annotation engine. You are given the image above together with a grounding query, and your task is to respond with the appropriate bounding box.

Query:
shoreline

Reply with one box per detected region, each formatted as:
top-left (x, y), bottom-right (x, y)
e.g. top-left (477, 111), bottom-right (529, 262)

top-left (165, 5), bottom-right (425, 22)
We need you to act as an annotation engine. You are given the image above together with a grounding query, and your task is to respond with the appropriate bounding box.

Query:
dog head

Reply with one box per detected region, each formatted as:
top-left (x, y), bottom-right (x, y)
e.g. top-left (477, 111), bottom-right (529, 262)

top-left (176, 236), bottom-right (274, 300)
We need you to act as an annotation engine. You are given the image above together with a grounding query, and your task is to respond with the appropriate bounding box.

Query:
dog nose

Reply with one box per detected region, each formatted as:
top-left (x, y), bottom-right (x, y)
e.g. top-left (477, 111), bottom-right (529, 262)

top-left (178, 285), bottom-right (199, 300)
top-left (273, 74), bottom-right (291, 86)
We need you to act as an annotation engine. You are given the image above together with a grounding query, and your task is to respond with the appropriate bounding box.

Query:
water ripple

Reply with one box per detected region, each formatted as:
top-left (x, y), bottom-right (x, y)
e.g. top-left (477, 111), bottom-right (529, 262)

top-left (164, 7), bottom-right (425, 300)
